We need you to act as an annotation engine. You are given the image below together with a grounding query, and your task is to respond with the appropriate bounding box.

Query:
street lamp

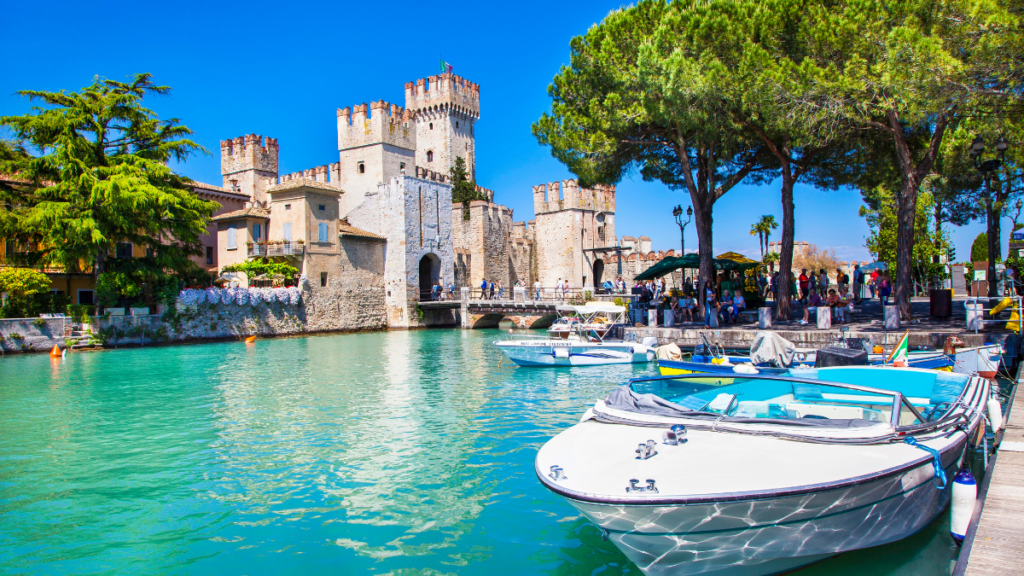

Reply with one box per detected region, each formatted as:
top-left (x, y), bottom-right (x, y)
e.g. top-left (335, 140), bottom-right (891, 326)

top-left (673, 205), bottom-right (693, 255)
top-left (970, 136), bottom-right (1010, 297)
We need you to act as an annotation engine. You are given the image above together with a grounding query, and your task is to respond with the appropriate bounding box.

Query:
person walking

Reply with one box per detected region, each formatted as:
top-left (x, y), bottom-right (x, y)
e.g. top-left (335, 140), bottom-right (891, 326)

top-left (837, 267), bottom-right (849, 295)
top-left (808, 271), bottom-right (818, 299)
top-left (818, 268), bottom-right (829, 297)
top-left (431, 281), bottom-right (440, 301)
top-left (878, 272), bottom-right (892, 306)
top-left (489, 280), bottom-right (496, 300)
top-left (852, 264), bottom-right (864, 304)
top-left (480, 278), bottom-right (488, 299)
top-left (555, 278), bottom-right (564, 301)
top-left (563, 280), bottom-right (570, 300)
top-left (534, 279), bottom-right (541, 300)
top-left (799, 269), bottom-right (809, 303)
top-left (497, 281), bottom-right (504, 300)
top-left (448, 281), bottom-right (455, 301)
top-left (869, 269), bottom-right (879, 298)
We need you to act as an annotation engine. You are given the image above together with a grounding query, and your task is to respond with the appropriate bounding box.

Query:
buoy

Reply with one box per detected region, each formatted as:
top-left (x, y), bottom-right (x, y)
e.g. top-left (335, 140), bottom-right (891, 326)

top-left (245, 336), bottom-right (256, 344)
top-left (951, 467), bottom-right (977, 543)
top-left (987, 397), bottom-right (1004, 431)
top-left (49, 345), bottom-right (61, 358)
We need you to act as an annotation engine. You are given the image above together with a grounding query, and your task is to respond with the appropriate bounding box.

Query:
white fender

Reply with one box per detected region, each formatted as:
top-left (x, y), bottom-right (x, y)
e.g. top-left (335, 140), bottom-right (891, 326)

top-left (950, 468), bottom-right (977, 543)
top-left (988, 398), bottom-right (1004, 431)
top-left (732, 363), bottom-right (759, 374)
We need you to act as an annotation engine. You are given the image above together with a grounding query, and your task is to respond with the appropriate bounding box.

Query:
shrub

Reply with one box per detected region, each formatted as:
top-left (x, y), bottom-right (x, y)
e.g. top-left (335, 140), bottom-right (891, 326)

top-left (33, 318), bottom-right (46, 327)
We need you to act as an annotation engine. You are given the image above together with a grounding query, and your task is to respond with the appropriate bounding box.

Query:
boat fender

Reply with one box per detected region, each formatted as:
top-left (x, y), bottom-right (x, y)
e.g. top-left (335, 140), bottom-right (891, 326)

top-left (950, 467), bottom-right (977, 543)
top-left (641, 336), bottom-right (659, 348)
top-left (987, 398), bottom-right (1004, 431)
top-left (904, 437), bottom-right (947, 490)
top-left (733, 364), bottom-right (759, 374)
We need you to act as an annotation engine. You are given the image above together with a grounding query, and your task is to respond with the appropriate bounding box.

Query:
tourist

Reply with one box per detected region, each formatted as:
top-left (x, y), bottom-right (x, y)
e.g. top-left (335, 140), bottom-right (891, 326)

top-left (837, 267), bottom-right (849, 295)
top-left (704, 283), bottom-right (716, 328)
top-left (489, 280), bottom-right (496, 300)
top-left (556, 278), bottom-right (564, 300)
top-left (818, 268), bottom-right (829, 297)
top-left (852, 265), bottom-right (863, 304)
top-left (731, 289), bottom-right (746, 322)
top-left (869, 268), bottom-right (880, 298)
top-left (534, 279), bottom-right (541, 300)
top-left (431, 282), bottom-right (440, 301)
top-left (653, 279), bottom-right (663, 301)
top-left (669, 296), bottom-right (683, 324)
top-left (758, 273), bottom-right (768, 300)
top-left (878, 272), bottom-right (892, 306)
top-left (799, 291), bottom-right (824, 325)
top-left (562, 280), bottom-right (569, 300)
top-left (770, 271), bottom-right (779, 301)
top-left (827, 289), bottom-right (848, 324)
top-left (480, 278), bottom-right (488, 299)
top-left (798, 269), bottom-right (809, 302)
top-left (808, 271), bottom-right (818, 298)
top-left (448, 281), bottom-right (455, 301)
top-left (720, 290), bottom-right (735, 324)
top-left (497, 281), bottom-right (504, 300)
top-left (685, 293), bottom-right (698, 322)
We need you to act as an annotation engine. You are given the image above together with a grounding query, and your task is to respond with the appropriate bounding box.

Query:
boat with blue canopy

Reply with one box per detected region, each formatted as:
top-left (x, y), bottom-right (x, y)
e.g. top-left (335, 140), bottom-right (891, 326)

top-left (535, 366), bottom-right (995, 575)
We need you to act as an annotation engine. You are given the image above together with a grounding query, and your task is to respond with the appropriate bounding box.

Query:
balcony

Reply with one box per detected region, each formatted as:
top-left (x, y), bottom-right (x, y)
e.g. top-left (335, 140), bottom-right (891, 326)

top-left (247, 243), bottom-right (305, 258)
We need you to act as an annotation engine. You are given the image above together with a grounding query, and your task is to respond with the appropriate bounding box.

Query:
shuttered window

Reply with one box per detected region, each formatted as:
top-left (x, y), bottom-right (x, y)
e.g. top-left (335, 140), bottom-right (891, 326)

top-left (283, 223), bottom-right (292, 242)
top-left (318, 223), bottom-right (328, 243)
top-left (227, 228), bottom-right (237, 250)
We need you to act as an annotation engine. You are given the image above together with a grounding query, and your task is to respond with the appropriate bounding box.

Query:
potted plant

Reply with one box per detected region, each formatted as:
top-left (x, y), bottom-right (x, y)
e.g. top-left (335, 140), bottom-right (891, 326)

top-left (296, 239), bottom-right (305, 245)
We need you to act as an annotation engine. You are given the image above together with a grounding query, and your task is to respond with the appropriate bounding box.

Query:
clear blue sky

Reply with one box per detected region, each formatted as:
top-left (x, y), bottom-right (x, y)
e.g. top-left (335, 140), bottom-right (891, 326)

top-left (0, 0), bottom-right (1000, 262)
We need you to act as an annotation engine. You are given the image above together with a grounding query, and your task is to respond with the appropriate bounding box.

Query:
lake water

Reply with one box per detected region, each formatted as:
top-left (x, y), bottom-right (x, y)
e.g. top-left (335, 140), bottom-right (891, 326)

top-left (0, 329), bottom-right (966, 575)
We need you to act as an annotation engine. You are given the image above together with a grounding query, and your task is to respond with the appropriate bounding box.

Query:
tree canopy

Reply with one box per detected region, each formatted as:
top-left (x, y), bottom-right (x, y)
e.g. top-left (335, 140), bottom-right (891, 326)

top-left (0, 73), bottom-right (217, 279)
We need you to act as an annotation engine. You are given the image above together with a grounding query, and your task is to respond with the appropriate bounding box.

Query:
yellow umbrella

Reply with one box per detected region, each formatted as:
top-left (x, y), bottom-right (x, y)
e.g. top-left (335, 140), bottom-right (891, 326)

top-left (715, 251), bottom-right (759, 265)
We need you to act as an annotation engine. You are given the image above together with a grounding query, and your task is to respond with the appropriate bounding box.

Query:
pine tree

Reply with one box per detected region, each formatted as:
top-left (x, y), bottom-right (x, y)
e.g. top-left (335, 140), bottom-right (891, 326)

top-left (449, 156), bottom-right (484, 220)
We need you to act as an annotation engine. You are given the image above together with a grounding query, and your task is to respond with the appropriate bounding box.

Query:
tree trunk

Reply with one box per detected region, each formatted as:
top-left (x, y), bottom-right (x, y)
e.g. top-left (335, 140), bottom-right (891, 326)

top-left (894, 180), bottom-right (919, 318)
top-left (691, 197), bottom-right (714, 321)
top-left (776, 174), bottom-right (796, 320)
top-left (987, 194), bottom-right (1000, 297)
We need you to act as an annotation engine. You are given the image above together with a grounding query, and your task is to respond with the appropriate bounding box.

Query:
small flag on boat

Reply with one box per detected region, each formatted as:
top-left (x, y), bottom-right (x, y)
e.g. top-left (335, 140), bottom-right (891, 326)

top-left (886, 331), bottom-right (910, 367)
top-left (440, 58), bottom-right (453, 74)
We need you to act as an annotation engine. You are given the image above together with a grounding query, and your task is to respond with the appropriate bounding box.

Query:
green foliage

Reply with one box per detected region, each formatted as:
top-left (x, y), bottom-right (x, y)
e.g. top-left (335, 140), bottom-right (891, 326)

top-left (861, 187), bottom-right (950, 290)
top-left (971, 233), bottom-right (990, 264)
top-left (68, 304), bottom-right (93, 323)
top-left (9, 332), bottom-right (23, 340)
top-left (0, 73), bottom-right (217, 276)
top-left (94, 258), bottom-right (179, 308)
top-left (33, 318), bottom-right (46, 327)
top-left (220, 259), bottom-right (299, 279)
top-left (449, 156), bottom-right (485, 220)
top-left (0, 267), bottom-right (50, 297)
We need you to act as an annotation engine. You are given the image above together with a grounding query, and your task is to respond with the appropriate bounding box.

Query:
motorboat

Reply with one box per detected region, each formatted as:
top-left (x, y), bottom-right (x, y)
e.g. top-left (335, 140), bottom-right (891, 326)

top-left (536, 367), bottom-right (992, 575)
top-left (496, 303), bottom-right (655, 366)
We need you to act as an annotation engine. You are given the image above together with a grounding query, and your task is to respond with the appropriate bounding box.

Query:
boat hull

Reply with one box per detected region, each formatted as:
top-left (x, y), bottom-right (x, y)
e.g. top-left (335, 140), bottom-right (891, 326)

top-left (497, 341), bottom-right (653, 366)
top-left (554, 438), bottom-right (967, 576)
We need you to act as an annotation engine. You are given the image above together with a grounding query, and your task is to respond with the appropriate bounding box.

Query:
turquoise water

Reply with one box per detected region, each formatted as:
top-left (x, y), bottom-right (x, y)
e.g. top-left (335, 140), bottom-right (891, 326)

top-left (0, 329), bottom-right (961, 575)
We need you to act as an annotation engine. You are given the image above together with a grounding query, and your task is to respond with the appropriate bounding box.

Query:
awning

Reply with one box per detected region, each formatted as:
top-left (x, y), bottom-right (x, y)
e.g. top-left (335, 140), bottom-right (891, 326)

top-left (634, 253), bottom-right (759, 280)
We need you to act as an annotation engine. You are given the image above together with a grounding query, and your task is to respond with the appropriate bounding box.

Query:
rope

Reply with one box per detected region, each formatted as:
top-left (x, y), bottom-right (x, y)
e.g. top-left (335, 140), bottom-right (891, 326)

top-left (904, 436), bottom-right (947, 490)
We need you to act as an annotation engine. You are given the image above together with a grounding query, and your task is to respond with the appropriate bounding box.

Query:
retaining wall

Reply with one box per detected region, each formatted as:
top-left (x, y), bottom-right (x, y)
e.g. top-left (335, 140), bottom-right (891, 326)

top-left (0, 317), bottom-right (68, 353)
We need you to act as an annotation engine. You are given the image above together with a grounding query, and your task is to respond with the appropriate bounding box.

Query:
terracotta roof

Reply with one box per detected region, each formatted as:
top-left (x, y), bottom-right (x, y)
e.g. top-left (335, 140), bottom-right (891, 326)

top-left (267, 178), bottom-right (341, 194)
top-left (338, 218), bottom-right (384, 240)
top-left (211, 207), bottom-right (270, 222)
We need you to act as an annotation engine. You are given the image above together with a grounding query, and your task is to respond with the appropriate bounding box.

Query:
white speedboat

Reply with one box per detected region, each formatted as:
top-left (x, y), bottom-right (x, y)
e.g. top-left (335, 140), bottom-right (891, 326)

top-left (536, 367), bottom-right (992, 575)
top-left (547, 303), bottom-right (625, 339)
top-left (496, 303), bottom-right (654, 366)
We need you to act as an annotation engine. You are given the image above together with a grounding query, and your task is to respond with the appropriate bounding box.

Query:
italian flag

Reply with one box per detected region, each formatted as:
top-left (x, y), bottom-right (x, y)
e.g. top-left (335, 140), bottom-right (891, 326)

top-left (440, 59), bottom-right (453, 74)
top-left (886, 331), bottom-right (910, 367)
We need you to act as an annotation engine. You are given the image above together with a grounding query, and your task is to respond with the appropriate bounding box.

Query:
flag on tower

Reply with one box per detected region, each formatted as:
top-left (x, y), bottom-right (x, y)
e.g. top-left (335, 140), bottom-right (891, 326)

top-left (886, 331), bottom-right (910, 367)
top-left (440, 58), bottom-right (453, 74)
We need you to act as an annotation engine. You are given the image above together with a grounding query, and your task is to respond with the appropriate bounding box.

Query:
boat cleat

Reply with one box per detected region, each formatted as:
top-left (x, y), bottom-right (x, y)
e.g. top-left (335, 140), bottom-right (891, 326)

top-left (635, 440), bottom-right (658, 460)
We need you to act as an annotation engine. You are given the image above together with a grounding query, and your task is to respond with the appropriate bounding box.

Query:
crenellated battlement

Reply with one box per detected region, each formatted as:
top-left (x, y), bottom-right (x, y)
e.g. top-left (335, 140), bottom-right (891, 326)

top-left (532, 179), bottom-right (616, 215)
top-left (221, 134), bottom-right (279, 178)
top-left (475, 183), bottom-right (494, 203)
top-left (414, 166), bottom-right (449, 183)
top-left (337, 99), bottom-right (416, 152)
top-left (404, 73), bottom-right (480, 118)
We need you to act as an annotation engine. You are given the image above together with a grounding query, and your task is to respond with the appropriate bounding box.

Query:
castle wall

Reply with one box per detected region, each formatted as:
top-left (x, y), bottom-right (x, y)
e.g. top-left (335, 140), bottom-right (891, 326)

top-left (337, 143), bottom-right (415, 218)
top-left (405, 73), bottom-right (480, 180)
top-left (451, 201), bottom-right (515, 289)
top-left (302, 237), bottom-right (387, 332)
top-left (531, 180), bottom-right (617, 289)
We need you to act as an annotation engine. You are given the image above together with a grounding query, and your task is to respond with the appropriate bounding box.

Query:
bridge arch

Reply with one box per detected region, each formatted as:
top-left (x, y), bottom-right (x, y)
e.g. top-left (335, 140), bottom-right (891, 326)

top-left (529, 313), bottom-right (557, 329)
top-left (593, 259), bottom-right (605, 290)
top-left (471, 313), bottom-right (509, 329)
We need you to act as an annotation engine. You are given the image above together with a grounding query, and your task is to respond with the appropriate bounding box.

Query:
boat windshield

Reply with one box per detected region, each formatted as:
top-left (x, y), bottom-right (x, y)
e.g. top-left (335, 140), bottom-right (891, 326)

top-left (625, 367), bottom-right (970, 426)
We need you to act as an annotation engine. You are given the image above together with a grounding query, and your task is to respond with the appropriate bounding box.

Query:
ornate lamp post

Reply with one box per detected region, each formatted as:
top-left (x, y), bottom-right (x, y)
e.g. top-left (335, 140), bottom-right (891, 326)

top-left (969, 136), bottom-right (1010, 297)
top-left (673, 205), bottom-right (693, 255)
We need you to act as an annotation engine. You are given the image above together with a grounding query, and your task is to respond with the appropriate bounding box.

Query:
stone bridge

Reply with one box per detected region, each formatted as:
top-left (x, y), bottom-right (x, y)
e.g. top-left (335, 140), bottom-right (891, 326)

top-left (418, 297), bottom-right (561, 329)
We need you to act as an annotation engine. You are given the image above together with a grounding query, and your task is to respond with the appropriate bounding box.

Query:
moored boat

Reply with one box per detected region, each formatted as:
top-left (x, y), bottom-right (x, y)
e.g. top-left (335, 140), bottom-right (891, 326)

top-left (536, 367), bottom-right (991, 575)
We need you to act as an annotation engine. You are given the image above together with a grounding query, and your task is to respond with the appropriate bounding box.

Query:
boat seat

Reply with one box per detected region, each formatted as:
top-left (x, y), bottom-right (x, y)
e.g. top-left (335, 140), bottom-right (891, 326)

top-left (706, 393), bottom-right (737, 414)
top-left (785, 402), bottom-right (884, 422)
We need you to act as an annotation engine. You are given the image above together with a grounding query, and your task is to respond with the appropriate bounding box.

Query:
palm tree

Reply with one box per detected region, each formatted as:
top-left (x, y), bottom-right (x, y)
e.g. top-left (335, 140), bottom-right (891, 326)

top-left (750, 222), bottom-right (765, 259)
top-left (761, 215), bottom-right (779, 257)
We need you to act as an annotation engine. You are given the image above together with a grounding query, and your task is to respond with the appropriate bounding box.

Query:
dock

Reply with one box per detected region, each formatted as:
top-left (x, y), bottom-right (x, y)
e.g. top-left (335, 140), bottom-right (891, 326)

top-left (955, 366), bottom-right (1024, 575)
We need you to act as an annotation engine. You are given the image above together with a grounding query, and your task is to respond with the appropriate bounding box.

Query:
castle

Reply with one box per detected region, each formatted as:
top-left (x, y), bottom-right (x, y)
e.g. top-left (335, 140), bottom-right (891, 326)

top-left (209, 71), bottom-right (629, 329)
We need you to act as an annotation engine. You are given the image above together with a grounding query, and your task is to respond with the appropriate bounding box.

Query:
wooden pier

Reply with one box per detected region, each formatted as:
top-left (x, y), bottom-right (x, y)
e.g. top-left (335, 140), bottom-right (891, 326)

top-left (956, 366), bottom-right (1024, 575)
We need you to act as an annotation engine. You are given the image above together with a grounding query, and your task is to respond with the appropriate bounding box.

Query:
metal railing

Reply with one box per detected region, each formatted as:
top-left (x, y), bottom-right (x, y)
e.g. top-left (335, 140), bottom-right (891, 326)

top-left (248, 243), bottom-right (305, 258)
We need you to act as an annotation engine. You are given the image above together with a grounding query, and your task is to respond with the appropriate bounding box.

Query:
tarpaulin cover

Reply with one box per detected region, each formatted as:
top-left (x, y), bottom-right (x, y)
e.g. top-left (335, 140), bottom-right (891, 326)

top-left (814, 346), bottom-right (869, 367)
top-left (749, 331), bottom-right (798, 367)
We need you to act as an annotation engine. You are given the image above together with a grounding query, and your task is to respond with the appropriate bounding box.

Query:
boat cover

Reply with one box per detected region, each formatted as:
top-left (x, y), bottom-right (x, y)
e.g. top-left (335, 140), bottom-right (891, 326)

top-left (815, 346), bottom-right (868, 367)
top-left (749, 331), bottom-right (798, 367)
top-left (656, 343), bottom-right (683, 361)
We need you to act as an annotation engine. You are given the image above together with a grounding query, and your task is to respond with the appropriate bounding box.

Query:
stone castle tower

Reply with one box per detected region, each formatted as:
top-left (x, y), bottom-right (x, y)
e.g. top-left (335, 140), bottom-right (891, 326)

top-left (335, 101), bottom-right (417, 217)
top-left (405, 73), bottom-right (480, 180)
top-left (220, 134), bottom-right (279, 204)
top-left (532, 180), bottom-right (616, 289)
